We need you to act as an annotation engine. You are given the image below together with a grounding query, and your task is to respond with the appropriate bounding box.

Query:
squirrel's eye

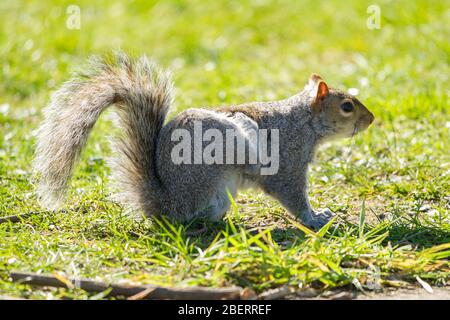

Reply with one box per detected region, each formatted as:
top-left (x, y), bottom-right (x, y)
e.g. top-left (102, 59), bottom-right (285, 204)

top-left (340, 102), bottom-right (354, 113)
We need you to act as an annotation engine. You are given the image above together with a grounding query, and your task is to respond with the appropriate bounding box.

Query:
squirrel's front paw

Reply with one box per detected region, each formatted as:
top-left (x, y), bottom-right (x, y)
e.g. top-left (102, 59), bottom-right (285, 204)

top-left (302, 208), bottom-right (335, 230)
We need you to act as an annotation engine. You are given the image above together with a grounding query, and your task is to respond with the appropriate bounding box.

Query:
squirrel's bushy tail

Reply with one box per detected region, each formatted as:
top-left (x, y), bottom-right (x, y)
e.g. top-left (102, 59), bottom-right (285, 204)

top-left (34, 52), bottom-right (172, 214)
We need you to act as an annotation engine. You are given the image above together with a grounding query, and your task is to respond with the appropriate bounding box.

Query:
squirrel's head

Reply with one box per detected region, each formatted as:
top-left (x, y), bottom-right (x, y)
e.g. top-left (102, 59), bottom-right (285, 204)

top-left (306, 74), bottom-right (374, 139)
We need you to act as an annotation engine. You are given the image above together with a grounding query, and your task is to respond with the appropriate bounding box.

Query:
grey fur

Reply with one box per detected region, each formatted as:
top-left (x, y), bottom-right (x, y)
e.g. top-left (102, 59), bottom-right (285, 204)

top-left (34, 53), bottom-right (374, 229)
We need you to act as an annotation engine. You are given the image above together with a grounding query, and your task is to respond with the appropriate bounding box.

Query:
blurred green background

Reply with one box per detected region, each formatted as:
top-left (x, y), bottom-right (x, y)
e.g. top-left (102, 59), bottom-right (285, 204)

top-left (1, 0), bottom-right (448, 114)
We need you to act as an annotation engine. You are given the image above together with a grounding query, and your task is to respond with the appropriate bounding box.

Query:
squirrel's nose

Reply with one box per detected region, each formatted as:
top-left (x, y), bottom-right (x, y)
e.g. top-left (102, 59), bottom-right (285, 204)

top-left (363, 112), bottom-right (375, 125)
top-left (360, 112), bottom-right (374, 128)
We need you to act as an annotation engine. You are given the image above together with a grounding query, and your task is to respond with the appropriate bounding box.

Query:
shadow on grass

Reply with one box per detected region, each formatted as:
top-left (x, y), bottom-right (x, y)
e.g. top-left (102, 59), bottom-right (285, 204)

top-left (178, 215), bottom-right (309, 249)
top-left (142, 210), bottom-right (450, 253)
top-left (48, 205), bottom-right (449, 253)
top-left (384, 223), bottom-right (450, 248)
top-left (336, 212), bottom-right (450, 249)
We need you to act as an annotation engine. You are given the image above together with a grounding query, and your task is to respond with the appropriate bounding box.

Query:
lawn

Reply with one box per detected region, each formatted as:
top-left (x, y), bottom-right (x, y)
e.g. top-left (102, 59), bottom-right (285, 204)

top-left (0, 0), bottom-right (449, 299)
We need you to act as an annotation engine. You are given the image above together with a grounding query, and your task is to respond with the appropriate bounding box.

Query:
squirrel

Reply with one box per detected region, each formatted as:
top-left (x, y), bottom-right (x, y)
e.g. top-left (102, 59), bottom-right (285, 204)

top-left (34, 52), bottom-right (374, 230)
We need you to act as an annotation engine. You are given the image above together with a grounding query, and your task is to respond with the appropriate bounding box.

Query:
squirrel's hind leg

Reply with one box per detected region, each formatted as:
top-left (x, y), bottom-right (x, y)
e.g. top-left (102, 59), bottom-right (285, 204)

top-left (197, 177), bottom-right (238, 222)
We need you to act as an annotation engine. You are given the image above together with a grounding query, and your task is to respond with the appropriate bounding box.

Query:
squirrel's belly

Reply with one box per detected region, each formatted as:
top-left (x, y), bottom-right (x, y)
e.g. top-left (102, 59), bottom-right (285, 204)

top-left (236, 173), bottom-right (259, 190)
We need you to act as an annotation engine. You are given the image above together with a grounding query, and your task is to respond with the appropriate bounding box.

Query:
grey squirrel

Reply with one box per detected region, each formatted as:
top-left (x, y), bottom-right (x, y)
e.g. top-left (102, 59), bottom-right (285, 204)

top-left (34, 52), bottom-right (374, 229)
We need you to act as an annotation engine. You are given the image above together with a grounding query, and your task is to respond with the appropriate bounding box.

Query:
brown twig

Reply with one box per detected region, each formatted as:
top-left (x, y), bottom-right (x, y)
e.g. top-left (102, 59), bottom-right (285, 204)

top-left (10, 272), bottom-right (243, 300)
top-left (0, 212), bottom-right (38, 224)
top-left (258, 285), bottom-right (292, 300)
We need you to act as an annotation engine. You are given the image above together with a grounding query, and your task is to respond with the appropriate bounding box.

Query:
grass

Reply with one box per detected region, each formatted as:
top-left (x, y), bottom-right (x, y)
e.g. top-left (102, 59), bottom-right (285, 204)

top-left (0, 0), bottom-right (449, 299)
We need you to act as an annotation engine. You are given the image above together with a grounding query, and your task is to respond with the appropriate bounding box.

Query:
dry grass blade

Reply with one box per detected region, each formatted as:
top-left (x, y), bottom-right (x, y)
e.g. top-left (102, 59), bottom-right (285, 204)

top-left (127, 288), bottom-right (156, 300)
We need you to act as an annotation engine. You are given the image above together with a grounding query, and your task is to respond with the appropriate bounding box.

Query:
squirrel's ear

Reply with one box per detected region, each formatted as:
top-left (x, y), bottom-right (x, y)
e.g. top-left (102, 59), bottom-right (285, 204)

top-left (315, 80), bottom-right (329, 101)
top-left (309, 73), bottom-right (323, 84)
top-left (306, 74), bottom-right (326, 99)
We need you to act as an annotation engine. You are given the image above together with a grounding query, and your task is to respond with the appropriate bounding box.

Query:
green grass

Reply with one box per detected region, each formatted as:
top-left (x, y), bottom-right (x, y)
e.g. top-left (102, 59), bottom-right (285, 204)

top-left (0, 0), bottom-right (449, 299)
